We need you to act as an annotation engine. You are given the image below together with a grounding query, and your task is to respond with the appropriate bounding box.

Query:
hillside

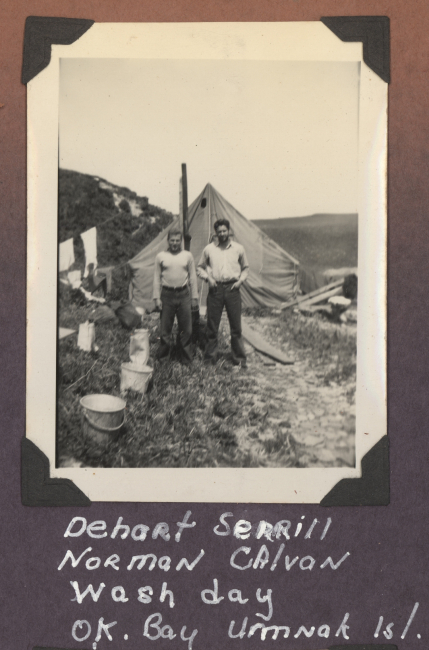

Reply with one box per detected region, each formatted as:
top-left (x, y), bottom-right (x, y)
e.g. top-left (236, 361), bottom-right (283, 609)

top-left (58, 169), bottom-right (175, 268)
top-left (254, 213), bottom-right (358, 272)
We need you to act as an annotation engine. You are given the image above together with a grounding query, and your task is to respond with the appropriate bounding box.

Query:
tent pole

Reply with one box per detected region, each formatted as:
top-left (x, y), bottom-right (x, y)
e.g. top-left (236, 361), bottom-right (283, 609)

top-left (182, 164), bottom-right (200, 347)
top-left (208, 184), bottom-right (211, 239)
top-left (181, 163), bottom-right (190, 252)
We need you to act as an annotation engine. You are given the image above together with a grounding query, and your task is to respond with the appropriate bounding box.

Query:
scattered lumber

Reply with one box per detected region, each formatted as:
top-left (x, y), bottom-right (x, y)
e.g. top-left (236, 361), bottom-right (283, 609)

top-left (280, 279), bottom-right (344, 311)
top-left (242, 321), bottom-right (294, 365)
top-left (296, 285), bottom-right (343, 310)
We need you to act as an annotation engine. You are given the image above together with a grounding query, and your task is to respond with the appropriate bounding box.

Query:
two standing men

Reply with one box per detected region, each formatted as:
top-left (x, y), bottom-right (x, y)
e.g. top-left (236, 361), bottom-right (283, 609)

top-left (153, 219), bottom-right (249, 367)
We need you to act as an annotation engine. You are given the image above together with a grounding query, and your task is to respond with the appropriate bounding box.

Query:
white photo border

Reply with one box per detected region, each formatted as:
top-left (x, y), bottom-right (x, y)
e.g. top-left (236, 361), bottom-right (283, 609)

top-left (27, 22), bottom-right (387, 502)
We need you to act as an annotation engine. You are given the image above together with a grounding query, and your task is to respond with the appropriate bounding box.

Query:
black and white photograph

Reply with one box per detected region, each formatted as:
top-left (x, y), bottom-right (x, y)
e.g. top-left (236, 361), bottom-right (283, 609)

top-left (26, 22), bottom-right (387, 501)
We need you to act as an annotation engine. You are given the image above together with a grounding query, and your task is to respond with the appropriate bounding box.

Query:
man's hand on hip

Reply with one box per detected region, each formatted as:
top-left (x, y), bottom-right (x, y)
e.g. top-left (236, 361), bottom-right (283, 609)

top-left (207, 277), bottom-right (217, 289)
top-left (230, 280), bottom-right (242, 291)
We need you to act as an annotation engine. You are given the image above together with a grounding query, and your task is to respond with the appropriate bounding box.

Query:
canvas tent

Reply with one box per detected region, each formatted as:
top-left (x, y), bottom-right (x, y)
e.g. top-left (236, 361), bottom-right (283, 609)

top-left (128, 184), bottom-right (299, 310)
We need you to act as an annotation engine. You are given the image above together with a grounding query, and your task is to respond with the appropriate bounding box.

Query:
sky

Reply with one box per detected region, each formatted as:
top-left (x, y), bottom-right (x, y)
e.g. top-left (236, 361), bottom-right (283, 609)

top-left (59, 58), bottom-right (360, 220)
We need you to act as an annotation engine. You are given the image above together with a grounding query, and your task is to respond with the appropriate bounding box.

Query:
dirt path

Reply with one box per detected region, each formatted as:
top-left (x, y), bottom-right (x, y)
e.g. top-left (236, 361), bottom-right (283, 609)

top-left (226, 315), bottom-right (356, 468)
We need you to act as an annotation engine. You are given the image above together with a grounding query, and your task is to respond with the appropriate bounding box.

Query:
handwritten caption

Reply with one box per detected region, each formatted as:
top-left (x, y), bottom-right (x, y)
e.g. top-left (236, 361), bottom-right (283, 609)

top-left (56, 512), bottom-right (419, 648)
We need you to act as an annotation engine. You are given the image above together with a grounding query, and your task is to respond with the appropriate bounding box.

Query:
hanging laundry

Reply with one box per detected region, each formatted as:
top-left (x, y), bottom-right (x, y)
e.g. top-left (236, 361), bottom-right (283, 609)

top-left (68, 269), bottom-right (82, 288)
top-left (81, 227), bottom-right (98, 277)
top-left (59, 238), bottom-right (75, 272)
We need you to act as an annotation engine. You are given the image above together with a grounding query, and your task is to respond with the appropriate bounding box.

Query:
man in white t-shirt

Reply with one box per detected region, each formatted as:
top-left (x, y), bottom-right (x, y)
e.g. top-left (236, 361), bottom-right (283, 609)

top-left (197, 219), bottom-right (249, 368)
top-left (153, 230), bottom-right (198, 364)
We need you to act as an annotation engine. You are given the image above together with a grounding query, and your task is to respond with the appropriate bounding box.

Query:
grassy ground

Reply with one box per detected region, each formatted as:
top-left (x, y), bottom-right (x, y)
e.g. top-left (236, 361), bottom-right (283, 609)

top-left (58, 286), bottom-right (356, 468)
top-left (266, 312), bottom-right (356, 386)
top-left (242, 305), bottom-right (356, 386)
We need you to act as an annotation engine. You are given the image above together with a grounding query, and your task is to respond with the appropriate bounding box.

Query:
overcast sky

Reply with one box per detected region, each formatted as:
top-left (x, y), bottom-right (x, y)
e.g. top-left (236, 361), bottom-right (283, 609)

top-left (59, 58), bottom-right (360, 220)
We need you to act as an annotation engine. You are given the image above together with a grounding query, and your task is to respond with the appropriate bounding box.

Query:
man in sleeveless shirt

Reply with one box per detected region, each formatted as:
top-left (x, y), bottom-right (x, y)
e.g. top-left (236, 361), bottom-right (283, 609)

top-left (153, 230), bottom-right (198, 364)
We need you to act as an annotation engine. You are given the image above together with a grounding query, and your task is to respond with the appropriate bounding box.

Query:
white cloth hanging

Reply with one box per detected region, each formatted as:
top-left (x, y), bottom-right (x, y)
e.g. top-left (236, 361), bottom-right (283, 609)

top-left (81, 227), bottom-right (98, 277)
top-left (59, 238), bottom-right (75, 272)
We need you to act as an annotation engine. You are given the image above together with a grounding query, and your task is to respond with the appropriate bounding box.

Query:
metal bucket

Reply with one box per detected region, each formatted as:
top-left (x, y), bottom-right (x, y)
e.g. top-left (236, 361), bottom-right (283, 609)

top-left (121, 362), bottom-right (152, 395)
top-left (80, 394), bottom-right (126, 444)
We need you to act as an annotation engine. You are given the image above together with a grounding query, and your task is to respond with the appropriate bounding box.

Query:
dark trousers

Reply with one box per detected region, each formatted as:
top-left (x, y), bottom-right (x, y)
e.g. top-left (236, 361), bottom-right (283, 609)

top-left (158, 288), bottom-right (193, 364)
top-left (205, 283), bottom-right (246, 364)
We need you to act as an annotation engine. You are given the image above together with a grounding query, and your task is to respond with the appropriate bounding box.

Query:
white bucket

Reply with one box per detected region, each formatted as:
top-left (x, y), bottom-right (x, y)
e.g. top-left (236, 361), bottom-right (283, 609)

top-left (130, 329), bottom-right (150, 366)
top-left (121, 362), bottom-right (152, 394)
top-left (78, 321), bottom-right (95, 351)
